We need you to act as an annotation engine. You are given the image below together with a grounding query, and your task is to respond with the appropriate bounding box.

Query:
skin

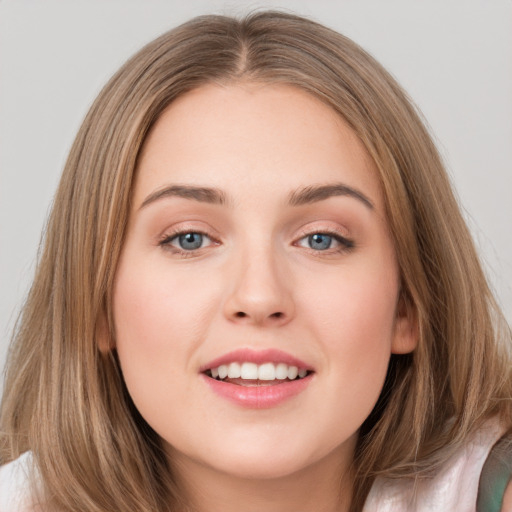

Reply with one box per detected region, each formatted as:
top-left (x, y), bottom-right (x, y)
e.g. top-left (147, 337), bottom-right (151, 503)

top-left (502, 481), bottom-right (512, 512)
top-left (111, 83), bottom-right (417, 512)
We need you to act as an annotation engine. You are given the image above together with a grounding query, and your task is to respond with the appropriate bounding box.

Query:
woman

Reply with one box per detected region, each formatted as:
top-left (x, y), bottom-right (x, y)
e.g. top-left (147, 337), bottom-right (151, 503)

top-left (1, 11), bottom-right (511, 512)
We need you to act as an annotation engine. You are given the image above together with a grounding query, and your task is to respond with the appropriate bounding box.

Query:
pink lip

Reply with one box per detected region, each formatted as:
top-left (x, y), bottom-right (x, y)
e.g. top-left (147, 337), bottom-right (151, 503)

top-left (199, 348), bottom-right (312, 372)
top-left (199, 348), bottom-right (314, 409)
top-left (201, 373), bottom-right (313, 409)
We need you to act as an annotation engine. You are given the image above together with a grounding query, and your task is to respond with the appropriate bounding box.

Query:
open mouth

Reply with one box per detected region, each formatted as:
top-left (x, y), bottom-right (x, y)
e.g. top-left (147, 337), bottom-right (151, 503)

top-left (201, 351), bottom-right (315, 407)
top-left (204, 362), bottom-right (313, 386)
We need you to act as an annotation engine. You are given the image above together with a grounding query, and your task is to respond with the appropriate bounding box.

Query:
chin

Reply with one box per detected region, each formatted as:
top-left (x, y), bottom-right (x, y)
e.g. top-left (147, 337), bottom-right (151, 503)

top-left (192, 432), bottom-right (342, 482)
top-left (208, 452), bottom-right (312, 481)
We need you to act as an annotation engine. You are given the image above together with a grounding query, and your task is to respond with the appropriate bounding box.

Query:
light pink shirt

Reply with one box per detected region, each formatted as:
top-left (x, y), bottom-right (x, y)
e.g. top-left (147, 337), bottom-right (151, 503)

top-left (0, 451), bottom-right (34, 512)
top-left (363, 421), bottom-right (504, 511)
top-left (0, 421), bottom-right (504, 511)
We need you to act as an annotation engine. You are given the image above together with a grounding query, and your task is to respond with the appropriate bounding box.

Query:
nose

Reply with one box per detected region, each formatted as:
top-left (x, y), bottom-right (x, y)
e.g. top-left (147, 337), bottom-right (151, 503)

top-left (223, 245), bottom-right (295, 328)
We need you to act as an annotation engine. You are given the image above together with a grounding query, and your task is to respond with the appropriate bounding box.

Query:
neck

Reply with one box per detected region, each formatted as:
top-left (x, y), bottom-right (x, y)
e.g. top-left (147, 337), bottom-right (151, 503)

top-left (169, 448), bottom-right (354, 512)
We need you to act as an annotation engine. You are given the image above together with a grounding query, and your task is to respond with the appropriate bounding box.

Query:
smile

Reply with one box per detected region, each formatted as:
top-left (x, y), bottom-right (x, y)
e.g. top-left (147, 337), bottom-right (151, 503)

top-left (206, 362), bottom-right (310, 384)
top-left (200, 349), bottom-right (315, 408)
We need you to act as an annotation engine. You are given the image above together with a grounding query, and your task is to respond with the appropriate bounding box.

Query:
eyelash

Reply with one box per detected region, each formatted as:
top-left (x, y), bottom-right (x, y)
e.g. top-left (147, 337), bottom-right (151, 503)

top-left (159, 229), bottom-right (217, 257)
top-left (158, 229), bottom-right (355, 257)
top-left (294, 229), bottom-right (355, 255)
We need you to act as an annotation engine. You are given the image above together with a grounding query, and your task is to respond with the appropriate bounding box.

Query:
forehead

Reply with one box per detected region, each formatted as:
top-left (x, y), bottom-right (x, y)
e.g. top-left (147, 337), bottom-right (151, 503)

top-left (134, 83), bottom-right (383, 210)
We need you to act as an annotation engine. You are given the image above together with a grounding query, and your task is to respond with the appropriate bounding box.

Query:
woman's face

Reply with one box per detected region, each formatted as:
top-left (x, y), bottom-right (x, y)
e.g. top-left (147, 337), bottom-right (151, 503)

top-left (112, 83), bottom-right (416, 485)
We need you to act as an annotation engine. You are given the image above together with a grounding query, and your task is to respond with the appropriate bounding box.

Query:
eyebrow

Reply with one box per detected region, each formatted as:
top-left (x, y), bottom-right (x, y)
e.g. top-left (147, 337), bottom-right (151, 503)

top-left (139, 182), bottom-right (374, 210)
top-left (140, 185), bottom-right (227, 209)
top-left (288, 183), bottom-right (374, 209)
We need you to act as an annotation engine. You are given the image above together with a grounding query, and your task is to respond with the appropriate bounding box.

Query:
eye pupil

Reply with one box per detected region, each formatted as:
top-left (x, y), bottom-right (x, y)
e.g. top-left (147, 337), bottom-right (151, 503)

top-left (309, 233), bottom-right (332, 250)
top-left (179, 233), bottom-right (203, 250)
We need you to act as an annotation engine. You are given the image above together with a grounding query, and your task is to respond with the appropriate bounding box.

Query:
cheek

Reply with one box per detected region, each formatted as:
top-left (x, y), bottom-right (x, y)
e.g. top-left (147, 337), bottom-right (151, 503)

top-left (111, 256), bottom-right (218, 417)
top-left (113, 256), bottom-right (217, 348)
top-left (299, 258), bottom-right (399, 419)
top-left (302, 261), bottom-right (398, 349)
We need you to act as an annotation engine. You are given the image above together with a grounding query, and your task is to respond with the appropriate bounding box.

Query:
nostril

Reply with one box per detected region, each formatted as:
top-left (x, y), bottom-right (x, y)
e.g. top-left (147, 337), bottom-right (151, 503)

top-left (235, 312), bottom-right (247, 318)
top-left (271, 312), bottom-right (283, 319)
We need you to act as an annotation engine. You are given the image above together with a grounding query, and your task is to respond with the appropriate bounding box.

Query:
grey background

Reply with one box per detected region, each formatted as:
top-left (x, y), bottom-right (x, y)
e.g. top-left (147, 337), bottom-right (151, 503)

top-left (1, 0), bottom-right (511, 398)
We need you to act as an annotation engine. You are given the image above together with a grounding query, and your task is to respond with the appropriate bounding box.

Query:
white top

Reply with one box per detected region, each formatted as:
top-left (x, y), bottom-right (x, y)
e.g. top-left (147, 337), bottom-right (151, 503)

top-left (0, 422), bottom-right (505, 511)
top-left (363, 420), bottom-right (504, 511)
top-left (0, 451), bottom-right (34, 512)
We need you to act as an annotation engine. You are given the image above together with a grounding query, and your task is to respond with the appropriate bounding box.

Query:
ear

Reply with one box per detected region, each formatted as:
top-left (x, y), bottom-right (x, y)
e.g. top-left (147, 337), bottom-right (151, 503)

top-left (391, 293), bottom-right (418, 354)
top-left (96, 311), bottom-right (115, 354)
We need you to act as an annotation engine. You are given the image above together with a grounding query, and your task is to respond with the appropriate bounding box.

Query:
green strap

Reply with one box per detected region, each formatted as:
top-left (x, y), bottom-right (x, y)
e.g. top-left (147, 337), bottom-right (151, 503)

top-left (477, 437), bottom-right (512, 512)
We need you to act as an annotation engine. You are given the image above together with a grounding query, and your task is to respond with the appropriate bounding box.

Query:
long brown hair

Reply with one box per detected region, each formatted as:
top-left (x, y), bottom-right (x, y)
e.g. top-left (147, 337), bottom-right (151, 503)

top-left (1, 11), bottom-right (511, 512)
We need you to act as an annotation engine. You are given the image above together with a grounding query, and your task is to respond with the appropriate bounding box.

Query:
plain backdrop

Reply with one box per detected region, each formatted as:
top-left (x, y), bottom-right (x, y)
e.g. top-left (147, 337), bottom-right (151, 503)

top-left (1, 0), bottom-right (511, 398)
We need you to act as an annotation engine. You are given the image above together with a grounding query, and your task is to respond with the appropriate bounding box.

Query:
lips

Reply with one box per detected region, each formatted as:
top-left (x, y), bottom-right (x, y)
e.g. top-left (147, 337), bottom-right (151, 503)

top-left (200, 348), bottom-right (314, 408)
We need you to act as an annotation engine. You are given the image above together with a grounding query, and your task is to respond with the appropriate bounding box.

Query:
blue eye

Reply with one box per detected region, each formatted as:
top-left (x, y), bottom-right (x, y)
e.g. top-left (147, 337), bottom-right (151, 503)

top-left (308, 233), bottom-right (333, 250)
top-left (296, 232), bottom-right (354, 252)
top-left (161, 231), bottom-right (212, 252)
top-left (177, 232), bottom-right (204, 250)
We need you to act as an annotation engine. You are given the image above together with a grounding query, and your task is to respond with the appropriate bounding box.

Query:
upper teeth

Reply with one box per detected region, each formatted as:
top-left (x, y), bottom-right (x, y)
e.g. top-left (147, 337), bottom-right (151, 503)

top-left (210, 362), bottom-right (308, 381)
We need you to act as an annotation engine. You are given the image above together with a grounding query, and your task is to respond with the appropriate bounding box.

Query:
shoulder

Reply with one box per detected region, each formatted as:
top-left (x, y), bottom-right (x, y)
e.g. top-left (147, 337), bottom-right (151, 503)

top-left (0, 451), bottom-right (36, 512)
top-left (503, 481), bottom-right (512, 512)
top-left (364, 420), bottom-right (507, 512)
top-left (478, 435), bottom-right (512, 512)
